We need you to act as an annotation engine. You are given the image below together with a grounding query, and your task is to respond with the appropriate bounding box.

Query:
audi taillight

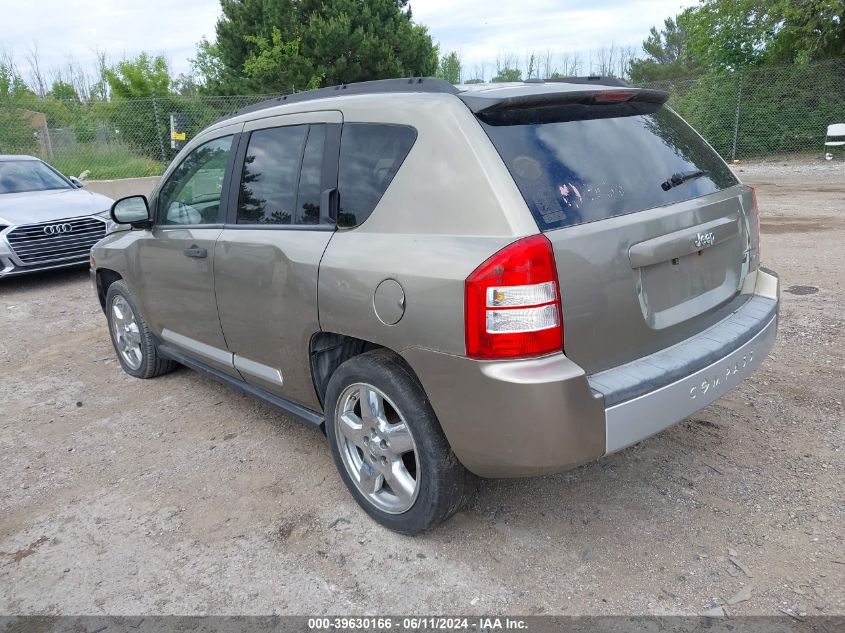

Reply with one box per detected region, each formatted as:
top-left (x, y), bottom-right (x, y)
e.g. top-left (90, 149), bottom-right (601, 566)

top-left (465, 235), bottom-right (563, 360)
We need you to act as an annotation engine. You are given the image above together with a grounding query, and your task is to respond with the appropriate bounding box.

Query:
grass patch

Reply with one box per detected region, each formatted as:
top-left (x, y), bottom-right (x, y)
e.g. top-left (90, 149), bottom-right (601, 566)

top-left (51, 144), bottom-right (165, 180)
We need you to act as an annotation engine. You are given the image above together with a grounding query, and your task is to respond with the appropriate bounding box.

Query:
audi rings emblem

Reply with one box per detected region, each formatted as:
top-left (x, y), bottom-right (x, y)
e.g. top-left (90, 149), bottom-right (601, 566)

top-left (43, 223), bottom-right (73, 235)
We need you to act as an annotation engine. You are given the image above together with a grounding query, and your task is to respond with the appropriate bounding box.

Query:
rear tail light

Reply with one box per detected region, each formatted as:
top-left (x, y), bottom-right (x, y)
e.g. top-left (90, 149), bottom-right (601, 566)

top-left (465, 235), bottom-right (563, 359)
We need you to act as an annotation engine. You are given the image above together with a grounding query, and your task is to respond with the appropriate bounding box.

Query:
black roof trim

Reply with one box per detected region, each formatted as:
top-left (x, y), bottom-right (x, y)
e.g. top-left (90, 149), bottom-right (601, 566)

top-left (215, 77), bottom-right (459, 124)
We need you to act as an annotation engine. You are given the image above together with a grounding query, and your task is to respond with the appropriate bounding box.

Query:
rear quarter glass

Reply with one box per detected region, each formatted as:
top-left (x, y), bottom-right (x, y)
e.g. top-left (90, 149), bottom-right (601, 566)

top-left (337, 123), bottom-right (417, 228)
top-left (479, 102), bottom-right (738, 231)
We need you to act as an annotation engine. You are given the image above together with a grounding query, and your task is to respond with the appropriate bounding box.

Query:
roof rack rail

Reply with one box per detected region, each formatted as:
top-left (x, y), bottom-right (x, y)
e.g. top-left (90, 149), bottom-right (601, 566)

top-left (216, 77), bottom-right (459, 124)
top-left (543, 75), bottom-right (630, 87)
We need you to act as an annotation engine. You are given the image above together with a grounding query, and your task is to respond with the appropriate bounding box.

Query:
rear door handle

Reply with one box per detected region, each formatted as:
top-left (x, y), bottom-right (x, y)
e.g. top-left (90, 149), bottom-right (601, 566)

top-left (321, 187), bottom-right (339, 222)
top-left (183, 246), bottom-right (207, 258)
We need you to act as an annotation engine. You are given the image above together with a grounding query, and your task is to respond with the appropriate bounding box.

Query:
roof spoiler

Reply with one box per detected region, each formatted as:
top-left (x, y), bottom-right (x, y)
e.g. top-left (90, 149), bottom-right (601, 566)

top-left (544, 75), bottom-right (630, 87)
top-left (460, 87), bottom-right (670, 115)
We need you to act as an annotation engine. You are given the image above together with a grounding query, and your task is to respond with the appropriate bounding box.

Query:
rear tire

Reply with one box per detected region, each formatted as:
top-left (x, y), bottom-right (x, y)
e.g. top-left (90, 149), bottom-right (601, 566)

top-left (105, 280), bottom-right (176, 379)
top-left (324, 349), bottom-right (474, 534)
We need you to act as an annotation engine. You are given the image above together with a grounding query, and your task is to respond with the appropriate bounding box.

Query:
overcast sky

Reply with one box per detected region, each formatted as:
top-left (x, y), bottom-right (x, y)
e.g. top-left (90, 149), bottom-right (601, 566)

top-left (0, 0), bottom-right (694, 81)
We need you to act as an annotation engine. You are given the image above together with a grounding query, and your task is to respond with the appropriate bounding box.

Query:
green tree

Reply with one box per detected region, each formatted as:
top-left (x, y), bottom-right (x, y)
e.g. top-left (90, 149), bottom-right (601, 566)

top-left (684, 0), bottom-right (845, 68)
top-left (203, 0), bottom-right (438, 93)
top-left (49, 81), bottom-right (80, 102)
top-left (0, 54), bottom-right (40, 154)
top-left (242, 28), bottom-right (324, 91)
top-left (634, 0), bottom-right (845, 81)
top-left (630, 12), bottom-right (701, 82)
top-left (189, 37), bottom-right (229, 93)
top-left (437, 51), bottom-right (462, 84)
top-left (213, 0), bottom-right (296, 92)
top-left (667, 59), bottom-right (845, 158)
top-left (0, 55), bottom-right (35, 101)
top-left (761, 0), bottom-right (845, 63)
top-left (171, 73), bottom-right (202, 97)
top-left (491, 67), bottom-right (522, 82)
top-left (104, 53), bottom-right (170, 99)
top-left (682, 0), bottom-right (771, 69)
top-left (103, 53), bottom-right (172, 159)
top-left (0, 108), bottom-right (40, 154)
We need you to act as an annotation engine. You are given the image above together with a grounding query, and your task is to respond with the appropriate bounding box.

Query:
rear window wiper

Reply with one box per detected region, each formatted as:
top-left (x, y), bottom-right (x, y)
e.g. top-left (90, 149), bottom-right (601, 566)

top-left (661, 169), bottom-right (709, 191)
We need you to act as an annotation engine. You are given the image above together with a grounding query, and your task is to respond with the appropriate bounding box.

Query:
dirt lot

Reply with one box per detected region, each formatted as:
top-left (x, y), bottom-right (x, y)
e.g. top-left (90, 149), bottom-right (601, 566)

top-left (1, 157), bottom-right (843, 616)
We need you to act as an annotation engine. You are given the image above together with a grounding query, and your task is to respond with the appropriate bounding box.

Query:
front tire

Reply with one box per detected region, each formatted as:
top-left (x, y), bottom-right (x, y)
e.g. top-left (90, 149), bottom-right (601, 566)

top-left (105, 280), bottom-right (176, 379)
top-left (325, 349), bottom-right (474, 534)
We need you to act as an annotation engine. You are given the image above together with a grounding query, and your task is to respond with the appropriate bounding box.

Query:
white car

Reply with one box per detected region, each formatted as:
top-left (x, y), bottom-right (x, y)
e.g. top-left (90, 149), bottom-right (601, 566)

top-left (0, 155), bottom-right (117, 278)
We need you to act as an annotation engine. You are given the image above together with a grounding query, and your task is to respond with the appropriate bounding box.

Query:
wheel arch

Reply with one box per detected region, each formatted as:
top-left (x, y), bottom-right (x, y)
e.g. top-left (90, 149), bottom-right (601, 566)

top-left (95, 268), bottom-right (123, 311)
top-left (309, 332), bottom-right (425, 413)
top-left (309, 332), bottom-right (381, 411)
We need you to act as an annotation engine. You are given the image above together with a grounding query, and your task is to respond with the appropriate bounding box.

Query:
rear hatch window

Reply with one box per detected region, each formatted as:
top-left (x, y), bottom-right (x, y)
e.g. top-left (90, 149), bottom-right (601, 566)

top-left (479, 102), bottom-right (738, 230)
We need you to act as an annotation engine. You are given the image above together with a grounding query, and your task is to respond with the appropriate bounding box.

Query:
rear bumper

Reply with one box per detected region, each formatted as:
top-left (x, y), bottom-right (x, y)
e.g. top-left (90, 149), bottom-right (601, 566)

top-left (599, 298), bottom-right (777, 454)
top-left (403, 268), bottom-right (779, 478)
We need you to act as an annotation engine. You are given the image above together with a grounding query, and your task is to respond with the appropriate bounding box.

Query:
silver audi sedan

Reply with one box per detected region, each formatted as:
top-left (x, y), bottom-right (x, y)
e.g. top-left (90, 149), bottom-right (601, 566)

top-left (0, 155), bottom-right (118, 278)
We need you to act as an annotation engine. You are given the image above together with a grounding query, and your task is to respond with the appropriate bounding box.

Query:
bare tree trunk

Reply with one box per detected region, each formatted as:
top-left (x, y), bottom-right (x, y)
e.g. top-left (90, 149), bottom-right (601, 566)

top-left (525, 50), bottom-right (538, 79)
top-left (541, 48), bottom-right (554, 79)
top-left (617, 45), bottom-right (638, 79)
top-left (25, 43), bottom-right (47, 99)
top-left (595, 43), bottom-right (617, 76)
top-left (0, 49), bottom-right (25, 91)
top-left (65, 56), bottom-right (91, 102)
top-left (94, 48), bottom-right (110, 101)
top-left (571, 52), bottom-right (583, 75)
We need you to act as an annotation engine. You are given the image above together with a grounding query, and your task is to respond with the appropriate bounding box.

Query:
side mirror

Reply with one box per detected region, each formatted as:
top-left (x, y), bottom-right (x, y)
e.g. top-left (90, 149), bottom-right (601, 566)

top-left (111, 195), bottom-right (151, 227)
top-left (68, 176), bottom-right (84, 188)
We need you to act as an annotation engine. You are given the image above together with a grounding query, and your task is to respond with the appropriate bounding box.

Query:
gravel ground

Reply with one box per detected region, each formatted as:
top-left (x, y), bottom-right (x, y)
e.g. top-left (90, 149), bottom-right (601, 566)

top-left (0, 156), bottom-right (843, 616)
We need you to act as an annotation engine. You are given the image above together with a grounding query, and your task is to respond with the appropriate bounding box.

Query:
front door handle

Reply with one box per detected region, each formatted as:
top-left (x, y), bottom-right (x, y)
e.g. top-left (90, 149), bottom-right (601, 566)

top-left (183, 246), bottom-right (207, 258)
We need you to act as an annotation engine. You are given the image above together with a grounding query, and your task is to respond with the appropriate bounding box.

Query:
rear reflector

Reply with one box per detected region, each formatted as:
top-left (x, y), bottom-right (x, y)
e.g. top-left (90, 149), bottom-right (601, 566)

top-left (465, 235), bottom-right (563, 359)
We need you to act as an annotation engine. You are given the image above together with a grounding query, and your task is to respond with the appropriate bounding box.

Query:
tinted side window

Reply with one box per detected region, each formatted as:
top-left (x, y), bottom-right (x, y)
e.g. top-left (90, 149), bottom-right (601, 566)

top-left (238, 125), bottom-right (308, 225)
top-left (337, 123), bottom-right (416, 228)
top-left (158, 136), bottom-right (233, 225)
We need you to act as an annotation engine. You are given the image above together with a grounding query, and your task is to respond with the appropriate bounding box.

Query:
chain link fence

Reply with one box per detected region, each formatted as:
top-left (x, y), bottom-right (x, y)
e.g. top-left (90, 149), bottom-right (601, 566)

top-left (1, 57), bottom-right (844, 180)
top-left (0, 94), bottom-right (277, 180)
top-left (638, 57), bottom-right (845, 161)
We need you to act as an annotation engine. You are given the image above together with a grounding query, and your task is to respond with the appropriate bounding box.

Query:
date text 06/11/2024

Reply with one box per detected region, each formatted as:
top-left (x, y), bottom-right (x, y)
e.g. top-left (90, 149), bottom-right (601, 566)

top-left (307, 617), bottom-right (529, 631)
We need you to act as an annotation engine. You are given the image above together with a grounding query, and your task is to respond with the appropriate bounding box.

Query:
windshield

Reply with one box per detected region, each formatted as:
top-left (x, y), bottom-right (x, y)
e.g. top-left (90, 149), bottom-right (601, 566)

top-left (480, 102), bottom-right (738, 231)
top-left (0, 160), bottom-right (71, 194)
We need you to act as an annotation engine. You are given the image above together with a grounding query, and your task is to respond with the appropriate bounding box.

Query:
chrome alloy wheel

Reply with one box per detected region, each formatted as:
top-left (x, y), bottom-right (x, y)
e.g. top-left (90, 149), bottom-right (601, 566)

top-left (110, 295), bottom-right (143, 370)
top-left (335, 383), bottom-right (420, 514)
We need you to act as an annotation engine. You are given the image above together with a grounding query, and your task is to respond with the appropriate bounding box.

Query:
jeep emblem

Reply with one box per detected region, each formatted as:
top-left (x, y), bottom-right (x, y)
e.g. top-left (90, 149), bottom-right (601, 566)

top-left (694, 231), bottom-right (715, 249)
